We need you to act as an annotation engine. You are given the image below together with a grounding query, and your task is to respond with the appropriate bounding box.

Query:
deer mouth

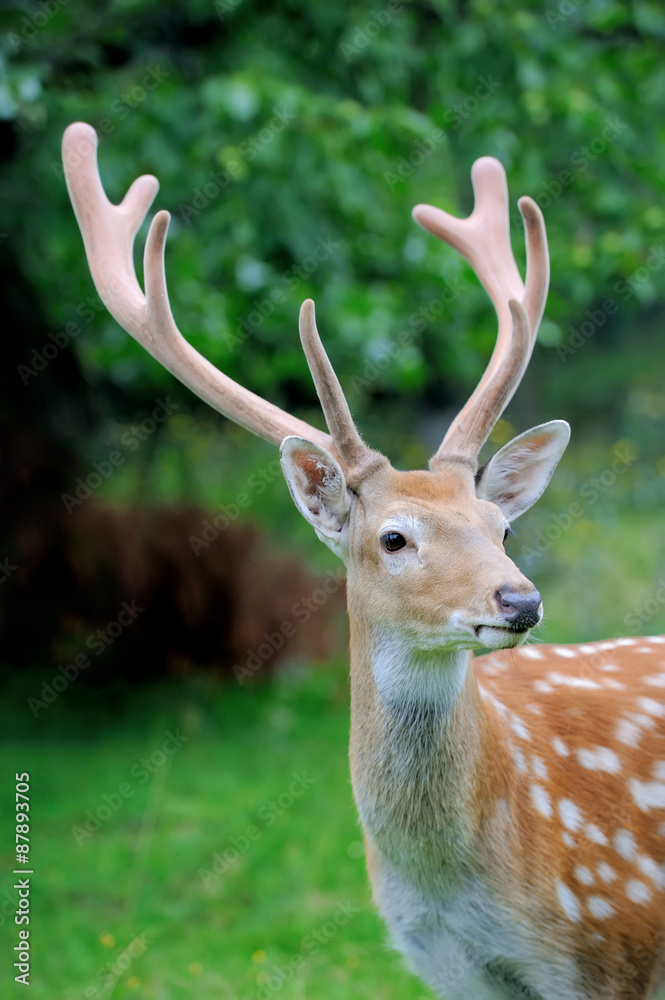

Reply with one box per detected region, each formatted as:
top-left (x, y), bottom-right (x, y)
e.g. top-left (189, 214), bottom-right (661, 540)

top-left (474, 623), bottom-right (530, 637)
top-left (473, 623), bottom-right (531, 648)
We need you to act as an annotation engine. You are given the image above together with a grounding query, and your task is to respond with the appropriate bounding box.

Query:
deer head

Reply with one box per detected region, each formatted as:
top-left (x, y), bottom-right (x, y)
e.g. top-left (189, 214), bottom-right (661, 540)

top-left (62, 123), bottom-right (569, 661)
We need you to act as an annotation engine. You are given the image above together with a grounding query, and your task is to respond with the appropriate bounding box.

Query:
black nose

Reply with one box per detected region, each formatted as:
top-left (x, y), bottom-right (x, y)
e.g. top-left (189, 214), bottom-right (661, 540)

top-left (496, 587), bottom-right (542, 630)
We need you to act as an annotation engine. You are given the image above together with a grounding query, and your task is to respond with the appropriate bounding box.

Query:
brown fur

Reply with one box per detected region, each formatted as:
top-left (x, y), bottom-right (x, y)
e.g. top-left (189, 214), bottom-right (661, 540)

top-left (341, 461), bottom-right (665, 999)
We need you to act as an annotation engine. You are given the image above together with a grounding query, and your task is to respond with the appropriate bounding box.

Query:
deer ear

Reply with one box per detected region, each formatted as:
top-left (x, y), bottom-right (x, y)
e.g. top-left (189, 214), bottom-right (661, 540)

top-left (280, 436), bottom-right (351, 557)
top-left (476, 420), bottom-right (570, 521)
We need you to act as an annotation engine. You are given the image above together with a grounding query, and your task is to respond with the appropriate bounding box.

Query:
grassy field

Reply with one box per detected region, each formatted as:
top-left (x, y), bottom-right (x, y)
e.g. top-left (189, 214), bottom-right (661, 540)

top-left (1, 665), bottom-right (436, 1000)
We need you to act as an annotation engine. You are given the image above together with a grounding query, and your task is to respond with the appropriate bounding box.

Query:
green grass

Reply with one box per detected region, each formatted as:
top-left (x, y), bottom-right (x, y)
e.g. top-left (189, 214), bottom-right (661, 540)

top-left (1, 666), bottom-right (434, 1000)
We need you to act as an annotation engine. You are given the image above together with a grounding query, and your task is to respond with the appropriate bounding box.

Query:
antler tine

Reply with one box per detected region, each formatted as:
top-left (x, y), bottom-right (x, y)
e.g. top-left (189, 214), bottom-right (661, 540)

top-left (63, 122), bottom-right (159, 335)
top-left (519, 194), bottom-right (550, 340)
top-left (62, 122), bottom-right (334, 454)
top-left (298, 300), bottom-right (373, 471)
top-left (437, 299), bottom-right (531, 460)
top-left (412, 157), bottom-right (549, 466)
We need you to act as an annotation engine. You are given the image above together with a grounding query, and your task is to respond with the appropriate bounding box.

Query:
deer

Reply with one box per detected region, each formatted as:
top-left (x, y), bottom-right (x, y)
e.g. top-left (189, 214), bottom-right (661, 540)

top-left (61, 121), bottom-right (665, 1000)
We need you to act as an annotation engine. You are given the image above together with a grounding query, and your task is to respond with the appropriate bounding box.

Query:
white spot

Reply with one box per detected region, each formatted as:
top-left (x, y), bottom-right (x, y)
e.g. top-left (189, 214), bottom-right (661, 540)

top-left (645, 636), bottom-right (665, 644)
top-left (486, 692), bottom-right (508, 717)
top-left (509, 714), bottom-right (531, 741)
top-left (578, 644), bottom-right (597, 654)
top-left (531, 783), bottom-right (553, 819)
top-left (547, 672), bottom-right (601, 690)
top-left (574, 865), bottom-right (594, 885)
top-left (597, 862), bottom-right (617, 884)
top-left (613, 828), bottom-right (637, 861)
top-left (590, 933), bottom-right (606, 943)
top-left (586, 823), bottom-right (609, 845)
top-left (552, 736), bottom-right (569, 757)
top-left (597, 642), bottom-right (616, 651)
top-left (532, 757), bottom-right (549, 781)
top-left (533, 680), bottom-right (554, 694)
top-left (520, 646), bottom-right (543, 659)
top-left (653, 762), bottom-right (665, 780)
top-left (636, 646), bottom-right (655, 653)
top-left (576, 747), bottom-right (622, 774)
top-left (635, 697), bottom-right (665, 717)
top-left (629, 778), bottom-right (665, 812)
top-left (643, 673), bottom-right (665, 687)
top-left (604, 679), bottom-right (627, 691)
top-left (600, 663), bottom-right (621, 672)
top-left (626, 879), bottom-right (652, 904)
top-left (588, 895), bottom-right (615, 919)
top-left (636, 854), bottom-right (665, 889)
top-left (554, 647), bottom-right (577, 658)
top-left (559, 798), bottom-right (584, 832)
top-left (616, 718), bottom-right (641, 747)
top-left (556, 881), bottom-right (581, 922)
top-left (513, 746), bottom-right (528, 774)
top-left (615, 638), bottom-right (636, 647)
top-left (526, 702), bottom-right (543, 715)
top-left (625, 711), bottom-right (656, 731)
top-left (562, 832), bottom-right (576, 848)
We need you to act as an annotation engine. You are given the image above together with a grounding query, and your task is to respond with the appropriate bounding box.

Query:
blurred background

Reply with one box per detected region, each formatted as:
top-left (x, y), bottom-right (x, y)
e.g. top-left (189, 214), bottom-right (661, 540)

top-left (1, 1), bottom-right (665, 997)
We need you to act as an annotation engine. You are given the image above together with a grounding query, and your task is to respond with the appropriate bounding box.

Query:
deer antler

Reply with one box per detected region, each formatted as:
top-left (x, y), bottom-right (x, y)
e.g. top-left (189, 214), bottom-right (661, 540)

top-left (62, 122), bottom-right (373, 469)
top-left (413, 156), bottom-right (549, 467)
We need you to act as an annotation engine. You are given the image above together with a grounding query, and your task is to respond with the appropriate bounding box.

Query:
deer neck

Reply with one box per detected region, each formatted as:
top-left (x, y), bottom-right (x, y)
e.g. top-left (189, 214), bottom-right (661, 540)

top-left (348, 615), bottom-right (515, 881)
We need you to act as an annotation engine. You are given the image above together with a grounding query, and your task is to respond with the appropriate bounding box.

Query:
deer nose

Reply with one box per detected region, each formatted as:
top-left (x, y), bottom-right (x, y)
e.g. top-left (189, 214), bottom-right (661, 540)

top-left (495, 587), bottom-right (542, 630)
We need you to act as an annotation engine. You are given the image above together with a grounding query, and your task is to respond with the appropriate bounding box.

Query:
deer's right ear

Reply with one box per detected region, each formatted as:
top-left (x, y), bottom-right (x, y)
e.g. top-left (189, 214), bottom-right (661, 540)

top-left (280, 437), bottom-right (351, 556)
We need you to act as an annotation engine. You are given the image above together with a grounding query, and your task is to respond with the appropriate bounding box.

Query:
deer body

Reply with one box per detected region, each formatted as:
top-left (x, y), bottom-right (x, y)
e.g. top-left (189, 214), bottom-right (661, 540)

top-left (344, 463), bottom-right (665, 998)
top-left (352, 631), bottom-right (665, 998)
top-left (61, 123), bottom-right (665, 998)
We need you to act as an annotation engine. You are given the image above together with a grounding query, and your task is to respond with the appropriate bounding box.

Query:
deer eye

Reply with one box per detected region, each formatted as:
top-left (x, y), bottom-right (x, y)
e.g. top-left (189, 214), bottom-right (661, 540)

top-left (381, 531), bottom-right (406, 552)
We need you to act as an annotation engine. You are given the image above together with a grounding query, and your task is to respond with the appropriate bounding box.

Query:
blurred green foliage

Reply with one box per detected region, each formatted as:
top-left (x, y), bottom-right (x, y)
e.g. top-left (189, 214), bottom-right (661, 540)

top-left (2, 0), bottom-right (665, 425)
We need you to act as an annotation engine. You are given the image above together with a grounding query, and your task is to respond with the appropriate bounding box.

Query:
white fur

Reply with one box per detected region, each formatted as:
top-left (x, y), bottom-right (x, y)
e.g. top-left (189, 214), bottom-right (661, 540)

top-left (374, 862), bottom-right (584, 1000)
top-left (370, 631), bottom-right (469, 712)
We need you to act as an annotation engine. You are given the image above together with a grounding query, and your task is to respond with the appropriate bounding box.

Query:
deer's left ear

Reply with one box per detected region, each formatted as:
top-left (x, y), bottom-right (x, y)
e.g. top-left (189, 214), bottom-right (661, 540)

top-left (280, 436), bottom-right (351, 558)
top-left (476, 420), bottom-right (570, 521)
